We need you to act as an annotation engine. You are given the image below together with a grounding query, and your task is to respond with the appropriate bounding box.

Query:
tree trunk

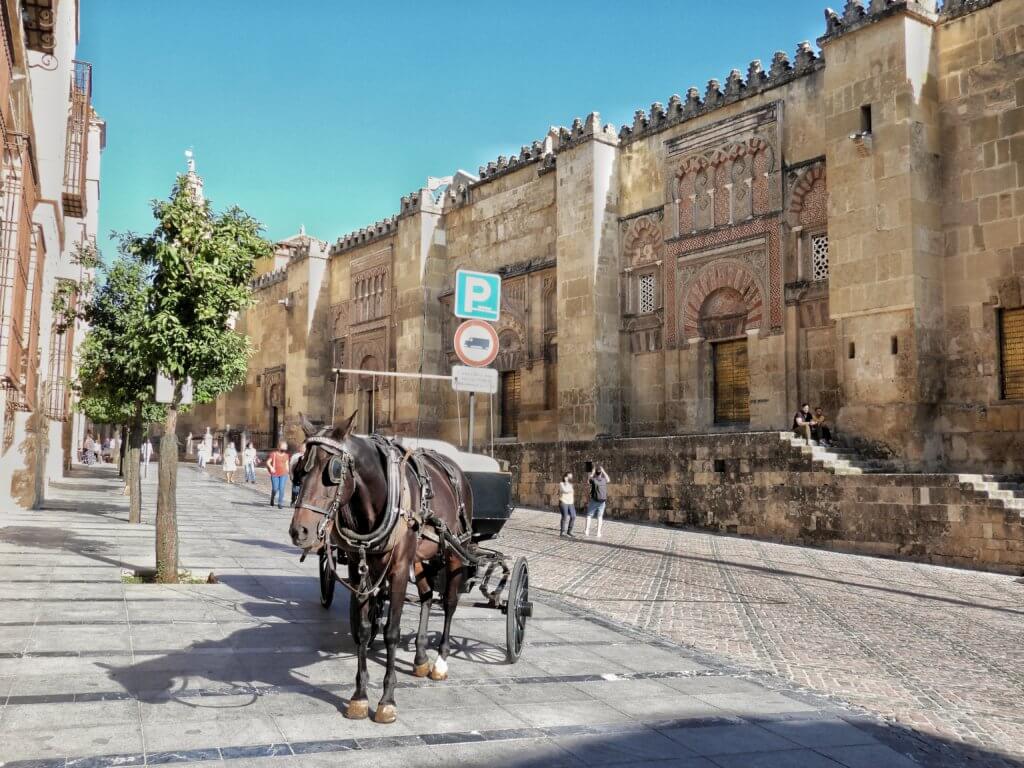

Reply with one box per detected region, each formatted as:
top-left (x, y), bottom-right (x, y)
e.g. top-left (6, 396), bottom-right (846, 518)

top-left (155, 402), bottom-right (179, 583)
top-left (127, 409), bottom-right (143, 525)
top-left (118, 425), bottom-right (127, 478)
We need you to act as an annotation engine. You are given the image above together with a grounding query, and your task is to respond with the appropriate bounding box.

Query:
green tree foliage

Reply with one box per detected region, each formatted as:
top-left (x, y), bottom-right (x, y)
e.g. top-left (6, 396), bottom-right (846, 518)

top-left (120, 175), bottom-right (272, 582)
top-left (75, 251), bottom-right (163, 523)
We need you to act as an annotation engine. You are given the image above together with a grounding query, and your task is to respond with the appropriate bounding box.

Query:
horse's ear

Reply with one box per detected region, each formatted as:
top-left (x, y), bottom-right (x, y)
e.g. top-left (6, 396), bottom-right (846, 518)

top-left (332, 410), bottom-right (358, 440)
top-left (298, 413), bottom-right (317, 438)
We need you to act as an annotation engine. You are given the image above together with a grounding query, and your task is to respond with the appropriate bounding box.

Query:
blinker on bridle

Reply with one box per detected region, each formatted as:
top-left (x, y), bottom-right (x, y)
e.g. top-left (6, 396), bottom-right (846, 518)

top-left (294, 435), bottom-right (354, 522)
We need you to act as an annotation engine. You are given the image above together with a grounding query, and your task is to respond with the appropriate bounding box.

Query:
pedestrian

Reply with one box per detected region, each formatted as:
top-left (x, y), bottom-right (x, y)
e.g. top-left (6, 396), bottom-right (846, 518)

top-left (266, 440), bottom-right (291, 509)
top-left (558, 471), bottom-right (576, 538)
top-left (290, 442), bottom-right (307, 505)
top-left (584, 464), bottom-right (610, 538)
top-left (812, 407), bottom-right (833, 447)
top-left (141, 438), bottom-right (153, 478)
top-left (82, 433), bottom-right (96, 465)
top-left (197, 440), bottom-right (208, 470)
top-left (242, 442), bottom-right (259, 484)
top-left (792, 403), bottom-right (814, 444)
top-left (223, 442), bottom-right (238, 484)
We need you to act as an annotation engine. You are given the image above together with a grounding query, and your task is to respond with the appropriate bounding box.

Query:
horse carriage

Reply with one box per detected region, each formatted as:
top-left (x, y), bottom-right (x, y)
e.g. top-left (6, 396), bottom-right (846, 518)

top-left (313, 437), bottom-right (532, 663)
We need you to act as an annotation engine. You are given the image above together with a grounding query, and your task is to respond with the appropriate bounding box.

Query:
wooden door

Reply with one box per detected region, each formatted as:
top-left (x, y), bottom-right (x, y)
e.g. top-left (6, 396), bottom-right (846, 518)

top-left (713, 339), bottom-right (750, 424)
top-left (500, 369), bottom-right (521, 437)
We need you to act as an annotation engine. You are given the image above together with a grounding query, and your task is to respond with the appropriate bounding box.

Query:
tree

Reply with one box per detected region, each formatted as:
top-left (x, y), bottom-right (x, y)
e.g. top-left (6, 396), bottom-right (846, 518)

top-left (124, 176), bottom-right (271, 583)
top-left (75, 252), bottom-right (164, 524)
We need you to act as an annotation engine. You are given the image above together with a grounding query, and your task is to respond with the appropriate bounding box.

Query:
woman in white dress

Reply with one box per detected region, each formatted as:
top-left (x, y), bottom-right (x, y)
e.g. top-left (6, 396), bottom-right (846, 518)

top-left (223, 443), bottom-right (238, 484)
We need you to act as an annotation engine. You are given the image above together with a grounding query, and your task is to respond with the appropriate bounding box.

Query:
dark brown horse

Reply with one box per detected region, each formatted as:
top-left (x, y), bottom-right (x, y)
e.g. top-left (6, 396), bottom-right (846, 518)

top-left (287, 412), bottom-right (472, 724)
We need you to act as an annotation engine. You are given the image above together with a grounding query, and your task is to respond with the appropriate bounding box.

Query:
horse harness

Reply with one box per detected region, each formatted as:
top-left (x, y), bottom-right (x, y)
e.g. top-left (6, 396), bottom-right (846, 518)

top-left (296, 433), bottom-right (471, 600)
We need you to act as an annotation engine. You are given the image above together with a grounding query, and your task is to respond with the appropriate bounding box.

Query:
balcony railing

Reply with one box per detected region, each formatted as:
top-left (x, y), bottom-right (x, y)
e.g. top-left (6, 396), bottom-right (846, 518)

top-left (0, 136), bottom-right (33, 397)
top-left (44, 279), bottom-right (75, 421)
top-left (62, 61), bottom-right (92, 218)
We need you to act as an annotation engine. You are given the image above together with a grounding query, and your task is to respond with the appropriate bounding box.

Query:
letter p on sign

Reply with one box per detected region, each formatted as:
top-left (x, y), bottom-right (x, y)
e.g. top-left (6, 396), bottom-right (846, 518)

top-left (454, 269), bottom-right (501, 322)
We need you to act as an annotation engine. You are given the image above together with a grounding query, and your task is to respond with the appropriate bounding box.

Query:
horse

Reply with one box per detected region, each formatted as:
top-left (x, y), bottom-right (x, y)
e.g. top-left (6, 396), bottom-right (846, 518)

top-left (287, 411), bottom-right (473, 724)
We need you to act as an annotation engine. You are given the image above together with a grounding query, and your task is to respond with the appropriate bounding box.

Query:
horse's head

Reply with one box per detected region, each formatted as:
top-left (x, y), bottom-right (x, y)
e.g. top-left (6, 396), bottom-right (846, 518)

top-left (287, 411), bottom-right (358, 551)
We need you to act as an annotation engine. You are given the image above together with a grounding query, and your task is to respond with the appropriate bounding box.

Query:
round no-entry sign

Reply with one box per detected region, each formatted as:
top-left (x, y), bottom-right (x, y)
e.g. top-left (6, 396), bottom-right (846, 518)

top-left (454, 320), bottom-right (499, 367)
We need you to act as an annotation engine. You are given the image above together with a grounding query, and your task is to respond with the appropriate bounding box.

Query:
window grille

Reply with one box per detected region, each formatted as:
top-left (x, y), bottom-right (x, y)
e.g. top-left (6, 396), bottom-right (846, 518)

top-left (811, 234), bottom-right (829, 281)
top-left (639, 273), bottom-right (656, 314)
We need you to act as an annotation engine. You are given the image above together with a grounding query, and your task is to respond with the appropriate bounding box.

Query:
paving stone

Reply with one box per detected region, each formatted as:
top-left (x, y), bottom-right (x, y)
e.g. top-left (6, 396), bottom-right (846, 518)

top-left (819, 743), bottom-right (922, 768)
top-left (551, 730), bottom-right (691, 765)
top-left (660, 722), bottom-right (799, 756)
top-left (0, 466), bottom-right (987, 768)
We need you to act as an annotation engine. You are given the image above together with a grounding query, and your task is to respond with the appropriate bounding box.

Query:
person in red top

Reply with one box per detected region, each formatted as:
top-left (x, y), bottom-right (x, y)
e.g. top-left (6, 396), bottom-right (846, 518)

top-left (266, 441), bottom-right (291, 508)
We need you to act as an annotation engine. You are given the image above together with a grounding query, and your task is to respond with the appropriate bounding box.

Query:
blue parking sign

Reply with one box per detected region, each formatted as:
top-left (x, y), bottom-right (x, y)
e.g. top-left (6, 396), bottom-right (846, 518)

top-left (454, 269), bottom-right (501, 321)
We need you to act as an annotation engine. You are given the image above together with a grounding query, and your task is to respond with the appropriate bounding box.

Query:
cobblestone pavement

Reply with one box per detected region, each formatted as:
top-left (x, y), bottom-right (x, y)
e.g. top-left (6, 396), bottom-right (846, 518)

top-left (497, 507), bottom-right (1024, 766)
top-left (0, 464), bottom-right (1018, 767)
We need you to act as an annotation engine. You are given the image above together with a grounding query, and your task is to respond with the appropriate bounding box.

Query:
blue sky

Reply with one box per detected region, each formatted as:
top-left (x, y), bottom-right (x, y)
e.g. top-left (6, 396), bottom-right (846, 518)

top-left (78, 1), bottom-right (826, 252)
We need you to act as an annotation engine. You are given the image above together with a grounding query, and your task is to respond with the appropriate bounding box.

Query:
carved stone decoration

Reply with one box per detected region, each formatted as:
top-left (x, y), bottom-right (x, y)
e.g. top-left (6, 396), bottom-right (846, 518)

top-left (787, 164), bottom-right (828, 228)
top-left (623, 216), bottom-right (663, 267)
top-left (494, 329), bottom-right (525, 372)
top-left (350, 247), bottom-right (392, 326)
top-left (699, 287), bottom-right (749, 340)
top-left (665, 216), bottom-right (783, 346)
top-left (681, 260), bottom-right (765, 340)
top-left (669, 103), bottom-right (783, 237)
top-left (348, 329), bottom-right (389, 394)
top-left (330, 301), bottom-right (349, 339)
top-left (493, 277), bottom-right (529, 364)
top-left (263, 366), bottom-right (285, 408)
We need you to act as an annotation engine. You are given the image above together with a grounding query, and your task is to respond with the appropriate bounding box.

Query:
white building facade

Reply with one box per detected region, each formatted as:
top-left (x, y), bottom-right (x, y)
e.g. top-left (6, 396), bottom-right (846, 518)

top-left (0, 0), bottom-right (105, 506)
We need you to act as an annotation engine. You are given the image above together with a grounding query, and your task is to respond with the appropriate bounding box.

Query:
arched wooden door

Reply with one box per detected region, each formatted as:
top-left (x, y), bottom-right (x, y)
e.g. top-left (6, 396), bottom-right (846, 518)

top-left (700, 287), bottom-right (750, 425)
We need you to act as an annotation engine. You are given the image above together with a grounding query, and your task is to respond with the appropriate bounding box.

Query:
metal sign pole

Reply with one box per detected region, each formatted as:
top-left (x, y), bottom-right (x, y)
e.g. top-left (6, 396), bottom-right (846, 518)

top-left (468, 392), bottom-right (475, 454)
top-left (331, 371), bottom-right (339, 424)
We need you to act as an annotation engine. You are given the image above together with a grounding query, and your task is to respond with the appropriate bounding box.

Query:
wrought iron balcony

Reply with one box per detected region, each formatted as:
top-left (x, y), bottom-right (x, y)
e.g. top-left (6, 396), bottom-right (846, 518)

top-left (61, 61), bottom-right (92, 218)
top-left (0, 136), bottom-right (34, 398)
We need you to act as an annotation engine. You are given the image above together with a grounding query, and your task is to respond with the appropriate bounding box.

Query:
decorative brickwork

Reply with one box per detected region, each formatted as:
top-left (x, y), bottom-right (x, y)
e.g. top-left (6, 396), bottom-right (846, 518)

top-left (666, 216), bottom-right (783, 347)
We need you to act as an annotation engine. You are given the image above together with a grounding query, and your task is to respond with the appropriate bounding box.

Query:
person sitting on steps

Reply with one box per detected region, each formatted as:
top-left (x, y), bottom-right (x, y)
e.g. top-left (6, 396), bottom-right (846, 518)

top-left (812, 407), bottom-right (833, 448)
top-left (792, 403), bottom-right (814, 444)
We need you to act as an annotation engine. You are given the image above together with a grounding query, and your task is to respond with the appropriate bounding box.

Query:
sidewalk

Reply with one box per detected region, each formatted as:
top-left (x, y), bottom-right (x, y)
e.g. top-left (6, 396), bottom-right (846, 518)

top-left (0, 465), bottom-right (942, 767)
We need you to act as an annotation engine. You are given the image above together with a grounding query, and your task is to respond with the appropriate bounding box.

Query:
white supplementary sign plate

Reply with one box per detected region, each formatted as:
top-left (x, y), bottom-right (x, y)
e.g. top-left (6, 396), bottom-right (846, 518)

top-left (451, 365), bottom-right (498, 394)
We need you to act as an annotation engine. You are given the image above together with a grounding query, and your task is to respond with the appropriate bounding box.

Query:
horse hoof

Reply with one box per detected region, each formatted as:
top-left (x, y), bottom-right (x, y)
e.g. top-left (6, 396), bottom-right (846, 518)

top-left (413, 662), bottom-right (430, 678)
top-left (345, 699), bottom-right (369, 720)
top-left (429, 656), bottom-right (449, 681)
top-left (374, 704), bottom-right (397, 724)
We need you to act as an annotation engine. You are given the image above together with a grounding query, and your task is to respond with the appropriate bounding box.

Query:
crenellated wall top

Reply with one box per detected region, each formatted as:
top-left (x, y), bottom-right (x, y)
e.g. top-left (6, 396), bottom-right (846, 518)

top-left (329, 216), bottom-right (398, 257)
top-left (252, 267), bottom-right (287, 291)
top-left (619, 43), bottom-right (821, 146)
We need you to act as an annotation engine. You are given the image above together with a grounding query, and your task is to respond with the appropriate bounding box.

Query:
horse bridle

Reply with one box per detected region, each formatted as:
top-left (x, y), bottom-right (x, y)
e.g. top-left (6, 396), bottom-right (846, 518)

top-left (296, 434), bottom-right (401, 552)
top-left (294, 434), bottom-right (352, 533)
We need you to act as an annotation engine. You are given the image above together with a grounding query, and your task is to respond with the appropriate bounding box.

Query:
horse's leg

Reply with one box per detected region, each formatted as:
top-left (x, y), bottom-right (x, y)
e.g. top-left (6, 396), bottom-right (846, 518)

top-left (412, 561), bottom-right (433, 677)
top-left (374, 558), bottom-right (409, 724)
top-left (344, 564), bottom-right (371, 720)
top-left (430, 554), bottom-right (465, 681)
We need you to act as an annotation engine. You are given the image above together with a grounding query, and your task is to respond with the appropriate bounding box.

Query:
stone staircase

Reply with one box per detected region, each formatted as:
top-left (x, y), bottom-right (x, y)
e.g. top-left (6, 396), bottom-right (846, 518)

top-left (779, 431), bottom-right (1024, 517)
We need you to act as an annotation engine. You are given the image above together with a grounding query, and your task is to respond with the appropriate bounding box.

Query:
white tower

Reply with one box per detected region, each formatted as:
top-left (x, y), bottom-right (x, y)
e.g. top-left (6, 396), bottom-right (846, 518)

top-left (184, 148), bottom-right (204, 203)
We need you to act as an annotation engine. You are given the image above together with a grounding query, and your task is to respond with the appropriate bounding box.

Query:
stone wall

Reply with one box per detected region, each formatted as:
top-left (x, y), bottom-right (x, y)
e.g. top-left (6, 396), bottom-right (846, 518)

top-left (182, 0), bottom-right (1024, 479)
top-left (495, 432), bottom-right (1024, 574)
top-left (935, 0), bottom-right (1024, 472)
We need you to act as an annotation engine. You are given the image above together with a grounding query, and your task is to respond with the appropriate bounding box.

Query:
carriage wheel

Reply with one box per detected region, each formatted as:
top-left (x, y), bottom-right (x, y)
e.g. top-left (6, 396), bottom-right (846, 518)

top-left (319, 549), bottom-right (336, 609)
top-left (504, 557), bottom-right (532, 663)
